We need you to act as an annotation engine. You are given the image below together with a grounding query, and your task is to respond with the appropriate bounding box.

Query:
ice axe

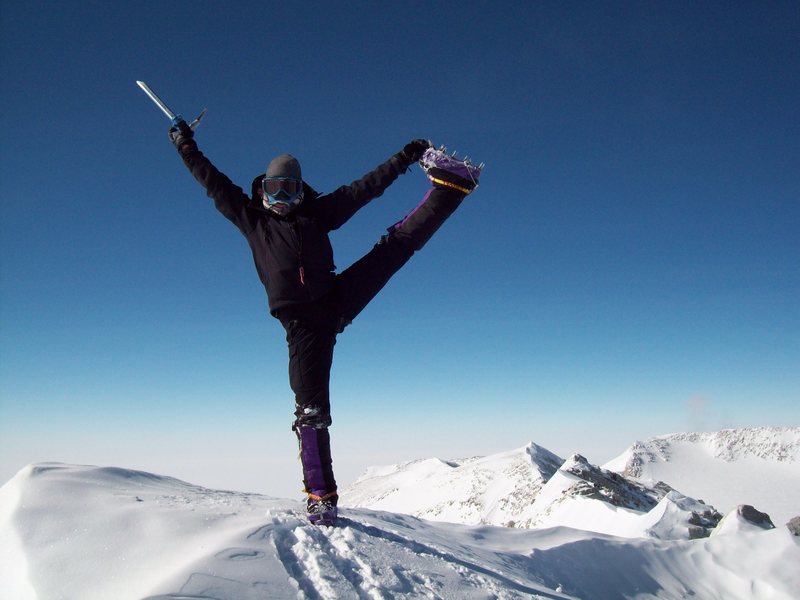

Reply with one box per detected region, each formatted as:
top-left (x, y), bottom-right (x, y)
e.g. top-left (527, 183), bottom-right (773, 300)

top-left (136, 80), bottom-right (206, 130)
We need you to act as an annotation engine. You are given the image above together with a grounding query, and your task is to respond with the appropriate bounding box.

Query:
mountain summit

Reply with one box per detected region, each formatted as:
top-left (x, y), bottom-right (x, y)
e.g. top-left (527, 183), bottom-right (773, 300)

top-left (342, 442), bottom-right (563, 527)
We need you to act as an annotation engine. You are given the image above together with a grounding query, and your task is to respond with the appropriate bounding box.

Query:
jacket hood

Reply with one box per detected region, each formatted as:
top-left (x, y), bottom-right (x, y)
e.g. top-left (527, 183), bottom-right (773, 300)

top-left (249, 174), bottom-right (319, 212)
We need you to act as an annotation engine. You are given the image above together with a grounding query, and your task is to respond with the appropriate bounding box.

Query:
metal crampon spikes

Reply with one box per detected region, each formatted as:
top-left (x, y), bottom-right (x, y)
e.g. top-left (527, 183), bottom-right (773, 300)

top-left (436, 145), bottom-right (484, 170)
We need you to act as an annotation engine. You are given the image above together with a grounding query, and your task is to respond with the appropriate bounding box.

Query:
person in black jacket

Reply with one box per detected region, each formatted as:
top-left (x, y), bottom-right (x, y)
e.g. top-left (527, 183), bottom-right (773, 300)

top-left (168, 119), bottom-right (478, 525)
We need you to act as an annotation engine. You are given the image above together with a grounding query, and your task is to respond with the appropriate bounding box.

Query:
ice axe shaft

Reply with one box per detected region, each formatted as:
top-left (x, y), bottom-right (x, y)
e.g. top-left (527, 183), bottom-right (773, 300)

top-left (136, 80), bottom-right (206, 130)
top-left (136, 80), bottom-right (177, 121)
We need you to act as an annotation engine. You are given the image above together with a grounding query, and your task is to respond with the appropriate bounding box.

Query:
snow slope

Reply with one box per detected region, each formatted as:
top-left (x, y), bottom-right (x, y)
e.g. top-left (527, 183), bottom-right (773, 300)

top-left (604, 427), bottom-right (800, 526)
top-left (2, 462), bottom-right (799, 600)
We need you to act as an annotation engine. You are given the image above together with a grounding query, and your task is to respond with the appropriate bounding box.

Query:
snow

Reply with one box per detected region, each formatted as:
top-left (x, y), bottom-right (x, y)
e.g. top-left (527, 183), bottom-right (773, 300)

top-left (343, 443), bottom-right (562, 528)
top-left (2, 450), bottom-right (800, 598)
top-left (603, 427), bottom-right (800, 526)
top-left (712, 506), bottom-right (775, 537)
top-left (344, 427), bottom-right (799, 538)
top-left (343, 447), bottom-right (719, 540)
top-left (1, 463), bottom-right (576, 599)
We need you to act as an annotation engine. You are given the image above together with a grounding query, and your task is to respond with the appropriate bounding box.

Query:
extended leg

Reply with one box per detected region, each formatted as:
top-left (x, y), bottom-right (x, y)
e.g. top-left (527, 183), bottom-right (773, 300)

top-left (387, 185), bottom-right (466, 252)
top-left (332, 185), bottom-right (467, 326)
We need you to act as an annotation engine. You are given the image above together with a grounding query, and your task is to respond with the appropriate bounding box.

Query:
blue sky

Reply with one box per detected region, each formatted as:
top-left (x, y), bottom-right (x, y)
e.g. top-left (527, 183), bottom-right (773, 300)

top-left (1, 1), bottom-right (798, 496)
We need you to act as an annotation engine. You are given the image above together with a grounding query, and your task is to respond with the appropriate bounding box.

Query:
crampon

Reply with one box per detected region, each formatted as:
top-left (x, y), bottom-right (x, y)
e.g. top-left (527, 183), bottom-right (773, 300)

top-left (419, 147), bottom-right (484, 194)
top-left (306, 491), bottom-right (338, 526)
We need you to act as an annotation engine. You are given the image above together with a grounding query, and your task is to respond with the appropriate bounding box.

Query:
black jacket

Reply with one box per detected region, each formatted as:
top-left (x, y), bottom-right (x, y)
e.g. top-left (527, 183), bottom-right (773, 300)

top-left (176, 138), bottom-right (412, 317)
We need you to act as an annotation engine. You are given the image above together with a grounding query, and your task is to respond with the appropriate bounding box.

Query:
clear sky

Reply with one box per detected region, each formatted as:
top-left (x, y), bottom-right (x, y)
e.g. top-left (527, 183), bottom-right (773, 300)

top-left (1, 1), bottom-right (798, 497)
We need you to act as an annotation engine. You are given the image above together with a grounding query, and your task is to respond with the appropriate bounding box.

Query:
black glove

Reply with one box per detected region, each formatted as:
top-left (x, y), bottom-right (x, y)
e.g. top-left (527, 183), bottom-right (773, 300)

top-left (402, 139), bottom-right (432, 163)
top-left (168, 118), bottom-right (193, 146)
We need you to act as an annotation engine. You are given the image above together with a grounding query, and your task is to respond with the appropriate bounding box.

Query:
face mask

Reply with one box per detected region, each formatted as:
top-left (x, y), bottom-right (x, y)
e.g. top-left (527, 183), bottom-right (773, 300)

top-left (262, 177), bottom-right (303, 214)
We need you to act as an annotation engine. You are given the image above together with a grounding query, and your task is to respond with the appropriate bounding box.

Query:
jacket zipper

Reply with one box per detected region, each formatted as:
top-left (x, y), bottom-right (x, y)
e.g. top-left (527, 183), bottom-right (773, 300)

top-left (291, 222), bottom-right (306, 286)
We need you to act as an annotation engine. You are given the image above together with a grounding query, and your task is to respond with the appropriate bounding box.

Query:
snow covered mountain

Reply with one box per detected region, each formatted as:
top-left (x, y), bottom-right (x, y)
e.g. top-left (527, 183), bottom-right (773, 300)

top-left (342, 445), bottom-right (723, 539)
top-left (342, 443), bottom-right (563, 527)
top-left (2, 462), bottom-right (799, 600)
top-left (343, 427), bottom-right (799, 535)
top-left (526, 453), bottom-right (723, 539)
top-left (603, 426), bottom-right (800, 526)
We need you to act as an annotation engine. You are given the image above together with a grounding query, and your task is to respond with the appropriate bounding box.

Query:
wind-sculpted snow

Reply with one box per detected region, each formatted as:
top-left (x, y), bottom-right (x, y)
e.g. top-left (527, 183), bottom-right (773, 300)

top-left (2, 463), bottom-right (571, 599)
top-left (2, 461), bottom-right (799, 599)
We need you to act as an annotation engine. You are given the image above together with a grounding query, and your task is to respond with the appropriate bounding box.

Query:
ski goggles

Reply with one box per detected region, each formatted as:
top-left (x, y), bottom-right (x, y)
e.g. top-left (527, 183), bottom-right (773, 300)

top-left (262, 176), bottom-right (303, 202)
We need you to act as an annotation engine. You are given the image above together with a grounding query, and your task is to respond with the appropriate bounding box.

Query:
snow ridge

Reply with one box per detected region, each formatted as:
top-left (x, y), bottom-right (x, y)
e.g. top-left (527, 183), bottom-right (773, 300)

top-left (345, 447), bottom-right (725, 539)
top-left (345, 428), bottom-right (800, 537)
top-left (343, 443), bottom-right (564, 528)
top-left (562, 453), bottom-right (662, 511)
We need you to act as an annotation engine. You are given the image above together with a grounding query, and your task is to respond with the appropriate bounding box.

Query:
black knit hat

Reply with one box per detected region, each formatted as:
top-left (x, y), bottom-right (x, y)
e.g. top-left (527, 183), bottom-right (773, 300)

top-left (266, 154), bottom-right (302, 180)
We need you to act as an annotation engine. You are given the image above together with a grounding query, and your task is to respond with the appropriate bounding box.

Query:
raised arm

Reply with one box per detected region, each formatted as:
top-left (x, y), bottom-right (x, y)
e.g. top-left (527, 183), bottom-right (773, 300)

top-left (169, 121), bottom-right (253, 233)
top-left (316, 139), bottom-right (431, 231)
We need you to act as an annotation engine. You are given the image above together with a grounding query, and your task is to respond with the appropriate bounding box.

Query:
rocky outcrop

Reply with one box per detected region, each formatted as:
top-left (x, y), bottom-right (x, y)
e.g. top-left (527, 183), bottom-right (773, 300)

top-left (785, 516), bottom-right (800, 536)
top-left (738, 505), bottom-right (775, 530)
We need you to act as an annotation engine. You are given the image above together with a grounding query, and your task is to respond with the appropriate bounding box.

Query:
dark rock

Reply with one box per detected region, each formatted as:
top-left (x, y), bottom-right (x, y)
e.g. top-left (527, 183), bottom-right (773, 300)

top-left (563, 456), bottom-right (660, 511)
top-left (786, 516), bottom-right (800, 536)
top-left (738, 505), bottom-right (775, 530)
top-left (688, 525), bottom-right (707, 539)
